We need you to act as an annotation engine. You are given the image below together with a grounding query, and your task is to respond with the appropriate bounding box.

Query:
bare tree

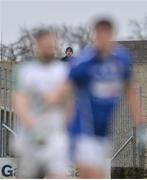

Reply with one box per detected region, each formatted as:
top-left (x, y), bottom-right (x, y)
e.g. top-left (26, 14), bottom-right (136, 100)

top-left (0, 24), bottom-right (90, 61)
top-left (0, 44), bottom-right (16, 61)
top-left (128, 15), bottom-right (147, 40)
top-left (58, 25), bottom-right (89, 50)
top-left (0, 28), bottom-right (34, 61)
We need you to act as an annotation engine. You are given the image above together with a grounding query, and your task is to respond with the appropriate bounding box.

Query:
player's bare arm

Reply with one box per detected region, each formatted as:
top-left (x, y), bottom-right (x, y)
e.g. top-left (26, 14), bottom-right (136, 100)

top-left (45, 80), bottom-right (71, 105)
top-left (12, 92), bottom-right (35, 129)
top-left (44, 80), bottom-right (73, 122)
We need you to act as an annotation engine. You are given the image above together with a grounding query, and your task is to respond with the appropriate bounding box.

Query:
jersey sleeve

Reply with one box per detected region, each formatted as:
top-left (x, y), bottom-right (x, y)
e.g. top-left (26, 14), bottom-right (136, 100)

top-left (69, 62), bottom-right (90, 87)
top-left (68, 45), bottom-right (95, 86)
top-left (71, 44), bottom-right (96, 66)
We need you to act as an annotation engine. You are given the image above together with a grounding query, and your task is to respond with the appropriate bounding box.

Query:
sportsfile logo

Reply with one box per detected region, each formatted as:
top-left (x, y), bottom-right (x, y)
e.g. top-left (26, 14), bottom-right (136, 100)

top-left (0, 162), bottom-right (79, 178)
top-left (67, 166), bottom-right (80, 177)
top-left (1, 164), bottom-right (17, 177)
top-left (0, 158), bottom-right (17, 178)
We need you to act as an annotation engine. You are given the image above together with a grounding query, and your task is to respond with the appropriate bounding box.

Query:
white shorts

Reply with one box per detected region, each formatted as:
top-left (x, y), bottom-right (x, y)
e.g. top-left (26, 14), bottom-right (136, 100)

top-left (13, 131), bottom-right (69, 178)
top-left (75, 135), bottom-right (111, 172)
top-left (11, 111), bottom-right (70, 178)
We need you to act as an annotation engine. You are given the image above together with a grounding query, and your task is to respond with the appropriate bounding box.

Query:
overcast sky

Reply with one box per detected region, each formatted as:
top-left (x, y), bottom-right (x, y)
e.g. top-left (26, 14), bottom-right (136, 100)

top-left (0, 0), bottom-right (147, 44)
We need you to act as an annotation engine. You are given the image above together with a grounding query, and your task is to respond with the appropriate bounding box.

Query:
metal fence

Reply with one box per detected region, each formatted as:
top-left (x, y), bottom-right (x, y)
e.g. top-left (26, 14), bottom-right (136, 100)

top-left (111, 89), bottom-right (145, 169)
top-left (0, 61), bottom-right (16, 157)
top-left (0, 61), bottom-right (145, 170)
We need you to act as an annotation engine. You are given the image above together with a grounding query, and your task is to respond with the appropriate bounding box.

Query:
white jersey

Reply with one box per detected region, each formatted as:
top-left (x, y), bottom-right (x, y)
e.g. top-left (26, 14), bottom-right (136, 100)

top-left (15, 59), bottom-right (68, 113)
top-left (14, 58), bottom-right (69, 131)
top-left (13, 59), bottom-right (70, 177)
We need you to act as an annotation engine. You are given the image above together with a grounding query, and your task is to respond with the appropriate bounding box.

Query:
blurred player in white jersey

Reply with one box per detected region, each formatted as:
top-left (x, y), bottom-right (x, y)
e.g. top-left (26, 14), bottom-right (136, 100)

top-left (12, 29), bottom-right (70, 178)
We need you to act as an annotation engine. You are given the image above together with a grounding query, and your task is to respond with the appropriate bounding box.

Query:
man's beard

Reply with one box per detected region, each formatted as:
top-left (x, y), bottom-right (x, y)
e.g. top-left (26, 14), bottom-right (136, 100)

top-left (40, 54), bottom-right (55, 63)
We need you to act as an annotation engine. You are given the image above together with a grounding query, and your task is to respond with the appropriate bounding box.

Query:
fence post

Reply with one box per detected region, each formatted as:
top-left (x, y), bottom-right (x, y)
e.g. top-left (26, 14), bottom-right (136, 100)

top-left (0, 67), bottom-right (1, 157)
top-left (133, 126), bottom-right (136, 168)
top-left (139, 86), bottom-right (145, 170)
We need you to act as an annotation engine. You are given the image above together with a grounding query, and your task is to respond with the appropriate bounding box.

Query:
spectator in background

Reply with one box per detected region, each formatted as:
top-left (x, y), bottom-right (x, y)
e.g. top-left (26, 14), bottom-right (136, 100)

top-left (61, 47), bottom-right (74, 62)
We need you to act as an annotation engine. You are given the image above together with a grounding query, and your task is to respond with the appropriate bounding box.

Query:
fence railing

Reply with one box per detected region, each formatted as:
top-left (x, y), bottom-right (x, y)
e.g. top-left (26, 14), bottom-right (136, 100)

top-left (111, 135), bottom-right (134, 161)
top-left (2, 123), bottom-right (16, 137)
top-left (0, 61), bottom-right (145, 170)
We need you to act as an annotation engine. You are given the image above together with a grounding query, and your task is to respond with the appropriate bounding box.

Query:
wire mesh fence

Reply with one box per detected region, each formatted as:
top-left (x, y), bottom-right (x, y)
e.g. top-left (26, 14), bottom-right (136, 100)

top-left (0, 60), bottom-right (146, 171)
top-left (0, 61), bottom-right (16, 157)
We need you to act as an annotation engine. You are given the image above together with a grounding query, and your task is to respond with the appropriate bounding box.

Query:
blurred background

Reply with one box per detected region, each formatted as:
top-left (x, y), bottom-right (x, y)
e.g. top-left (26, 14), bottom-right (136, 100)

top-left (0, 0), bottom-right (147, 60)
top-left (0, 0), bottom-right (147, 178)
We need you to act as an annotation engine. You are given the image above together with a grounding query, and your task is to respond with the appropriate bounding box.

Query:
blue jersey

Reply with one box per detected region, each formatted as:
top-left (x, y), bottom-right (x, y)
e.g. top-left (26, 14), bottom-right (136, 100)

top-left (68, 45), bottom-right (133, 137)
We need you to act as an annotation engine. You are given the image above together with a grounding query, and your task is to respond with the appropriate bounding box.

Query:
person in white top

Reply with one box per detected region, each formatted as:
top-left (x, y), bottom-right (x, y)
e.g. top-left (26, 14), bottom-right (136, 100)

top-left (12, 28), bottom-right (70, 178)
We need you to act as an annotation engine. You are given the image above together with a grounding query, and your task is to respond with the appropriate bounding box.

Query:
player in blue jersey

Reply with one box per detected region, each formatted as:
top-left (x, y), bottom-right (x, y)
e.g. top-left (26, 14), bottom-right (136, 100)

top-left (67, 18), bottom-right (145, 179)
top-left (45, 18), bottom-right (145, 178)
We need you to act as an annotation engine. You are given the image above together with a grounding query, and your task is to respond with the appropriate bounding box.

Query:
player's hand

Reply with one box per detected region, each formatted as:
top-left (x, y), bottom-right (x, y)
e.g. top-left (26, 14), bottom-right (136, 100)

top-left (28, 123), bottom-right (47, 145)
top-left (45, 81), bottom-right (70, 105)
top-left (136, 125), bottom-right (147, 146)
top-left (45, 92), bottom-right (62, 105)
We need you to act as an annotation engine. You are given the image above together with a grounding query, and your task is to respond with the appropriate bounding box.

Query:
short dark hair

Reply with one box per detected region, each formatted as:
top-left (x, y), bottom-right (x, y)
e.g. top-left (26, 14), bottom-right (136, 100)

top-left (94, 18), bottom-right (114, 31)
top-left (33, 28), bottom-right (55, 40)
top-left (65, 47), bottom-right (73, 53)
